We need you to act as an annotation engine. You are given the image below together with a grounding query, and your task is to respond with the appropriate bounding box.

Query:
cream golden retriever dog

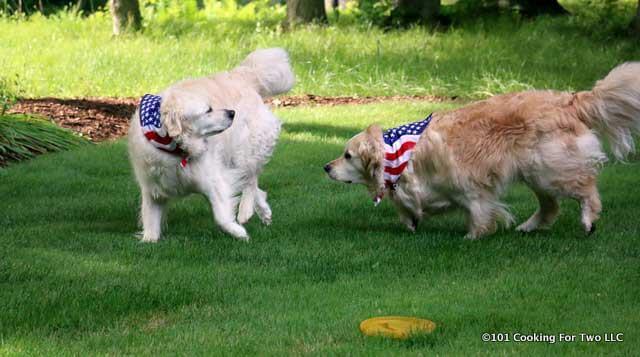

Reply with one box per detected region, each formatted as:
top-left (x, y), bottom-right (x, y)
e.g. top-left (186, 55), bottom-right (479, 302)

top-left (128, 48), bottom-right (295, 242)
top-left (325, 63), bottom-right (640, 239)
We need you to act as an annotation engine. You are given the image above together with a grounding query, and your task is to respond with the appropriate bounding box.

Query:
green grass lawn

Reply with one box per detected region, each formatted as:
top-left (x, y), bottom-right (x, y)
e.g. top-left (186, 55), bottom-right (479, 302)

top-left (0, 10), bottom-right (639, 99)
top-left (1, 102), bottom-right (638, 355)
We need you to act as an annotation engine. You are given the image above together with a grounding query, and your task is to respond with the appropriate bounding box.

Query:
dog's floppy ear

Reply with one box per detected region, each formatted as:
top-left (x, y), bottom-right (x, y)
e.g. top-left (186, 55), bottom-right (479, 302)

top-left (360, 124), bottom-right (385, 199)
top-left (160, 97), bottom-right (183, 137)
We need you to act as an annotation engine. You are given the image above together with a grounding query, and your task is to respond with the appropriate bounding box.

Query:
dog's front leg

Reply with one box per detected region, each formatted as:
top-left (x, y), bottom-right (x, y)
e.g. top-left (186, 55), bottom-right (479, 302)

top-left (390, 182), bottom-right (424, 232)
top-left (140, 191), bottom-right (166, 243)
top-left (398, 209), bottom-right (420, 232)
top-left (237, 184), bottom-right (256, 225)
top-left (206, 184), bottom-right (249, 241)
top-left (463, 198), bottom-right (498, 240)
top-left (391, 194), bottom-right (422, 232)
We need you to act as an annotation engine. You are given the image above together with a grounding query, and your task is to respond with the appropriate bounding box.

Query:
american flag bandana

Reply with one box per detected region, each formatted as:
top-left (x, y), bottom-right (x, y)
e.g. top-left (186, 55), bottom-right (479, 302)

top-left (382, 114), bottom-right (433, 187)
top-left (139, 94), bottom-right (188, 168)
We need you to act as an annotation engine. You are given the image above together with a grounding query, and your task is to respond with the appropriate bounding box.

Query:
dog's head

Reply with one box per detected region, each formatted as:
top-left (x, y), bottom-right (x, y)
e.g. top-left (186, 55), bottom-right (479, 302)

top-left (324, 124), bottom-right (386, 199)
top-left (160, 90), bottom-right (235, 139)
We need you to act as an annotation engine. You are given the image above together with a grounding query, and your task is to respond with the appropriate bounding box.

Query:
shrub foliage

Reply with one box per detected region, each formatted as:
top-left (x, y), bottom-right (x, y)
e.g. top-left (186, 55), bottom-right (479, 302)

top-left (0, 114), bottom-right (88, 166)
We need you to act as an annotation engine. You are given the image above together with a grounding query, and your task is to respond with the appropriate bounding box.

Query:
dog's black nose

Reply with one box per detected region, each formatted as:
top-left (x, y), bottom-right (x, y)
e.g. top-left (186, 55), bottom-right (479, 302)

top-left (226, 109), bottom-right (236, 119)
top-left (323, 164), bottom-right (332, 173)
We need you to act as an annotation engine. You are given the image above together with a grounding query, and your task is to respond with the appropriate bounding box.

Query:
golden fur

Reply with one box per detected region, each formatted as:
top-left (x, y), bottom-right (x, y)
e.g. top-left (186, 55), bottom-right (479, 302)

top-left (325, 63), bottom-right (640, 239)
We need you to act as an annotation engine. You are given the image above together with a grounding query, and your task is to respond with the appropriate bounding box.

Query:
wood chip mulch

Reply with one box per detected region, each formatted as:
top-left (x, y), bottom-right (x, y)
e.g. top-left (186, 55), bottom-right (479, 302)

top-left (8, 94), bottom-right (454, 142)
top-left (9, 97), bottom-right (137, 142)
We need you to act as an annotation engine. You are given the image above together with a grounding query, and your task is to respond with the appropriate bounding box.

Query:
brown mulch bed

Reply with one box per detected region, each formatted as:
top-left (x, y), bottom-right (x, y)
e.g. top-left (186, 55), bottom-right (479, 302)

top-left (9, 97), bottom-right (138, 142)
top-left (8, 94), bottom-right (454, 142)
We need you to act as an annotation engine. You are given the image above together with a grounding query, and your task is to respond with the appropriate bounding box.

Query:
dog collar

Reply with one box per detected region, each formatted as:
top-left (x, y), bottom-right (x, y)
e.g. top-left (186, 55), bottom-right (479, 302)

top-left (139, 94), bottom-right (189, 168)
top-left (382, 114), bottom-right (433, 187)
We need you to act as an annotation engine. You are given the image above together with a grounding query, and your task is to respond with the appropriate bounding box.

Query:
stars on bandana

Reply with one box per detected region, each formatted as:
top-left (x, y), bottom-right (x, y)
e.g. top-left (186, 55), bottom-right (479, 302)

top-left (383, 114), bottom-right (432, 146)
top-left (138, 94), bottom-right (188, 167)
top-left (140, 94), bottom-right (162, 129)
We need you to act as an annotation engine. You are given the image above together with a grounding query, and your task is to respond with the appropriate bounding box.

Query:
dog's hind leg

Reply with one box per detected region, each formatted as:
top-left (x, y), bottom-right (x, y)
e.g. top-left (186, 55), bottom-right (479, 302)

top-left (238, 189), bottom-right (272, 226)
top-left (578, 182), bottom-right (601, 235)
top-left (516, 188), bottom-right (560, 233)
top-left (237, 177), bottom-right (272, 225)
top-left (140, 190), bottom-right (166, 243)
top-left (237, 184), bottom-right (256, 225)
top-left (528, 176), bottom-right (600, 235)
top-left (254, 187), bottom-right (272, 225)
top-left (526, 133), bottom-right (605, 235)
top-left (206, 182), bottom-right (249, 241)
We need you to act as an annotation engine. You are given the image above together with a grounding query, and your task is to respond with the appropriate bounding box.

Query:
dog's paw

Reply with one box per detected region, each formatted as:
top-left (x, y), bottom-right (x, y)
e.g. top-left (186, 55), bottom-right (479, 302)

top-left (140, 233), bottom-right (160, 243)
top-left (259, 214), bottom-right (272, 226)
top-left (222, 222), bottom-right (250, 242)
top-left (463, 232), bottom-right (482, 240)
top-left (401, 220), bottom-right (416, 232)
top-left (257, 207), bottom-right (272, 226)
top-left (399, 216), bottom-right (417, 232)
top-left (235, 234), bottom-right (250, 242)
top-left (516, 221), bottom-right (552, 233)
top-left (586, 222), bottom-right (596, 236)
top-left (516, 222), bottom-right (536, 233)
top-left (255, 192), bottom-right (272, 226)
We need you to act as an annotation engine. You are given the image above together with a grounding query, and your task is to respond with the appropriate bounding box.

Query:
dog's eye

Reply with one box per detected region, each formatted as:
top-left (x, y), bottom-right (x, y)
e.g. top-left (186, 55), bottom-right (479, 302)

top-left (344, 152), bottom-right (352, 160)
top-left (206, 107), bottom-right (213, 114)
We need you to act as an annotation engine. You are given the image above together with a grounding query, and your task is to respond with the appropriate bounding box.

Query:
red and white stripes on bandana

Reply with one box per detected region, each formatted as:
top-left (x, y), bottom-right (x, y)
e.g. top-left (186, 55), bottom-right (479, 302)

top-left (139, 94), bottom-right (188, 168)
top-left (382, 114), bottom-right (433, 187)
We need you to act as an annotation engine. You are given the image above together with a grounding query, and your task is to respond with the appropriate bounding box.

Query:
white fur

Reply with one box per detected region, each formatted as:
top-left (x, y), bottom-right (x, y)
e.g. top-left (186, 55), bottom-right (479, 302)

top-left (228, 48), bottom-right (296, 98)
top-left (128, 48), bottom-right (295, 242)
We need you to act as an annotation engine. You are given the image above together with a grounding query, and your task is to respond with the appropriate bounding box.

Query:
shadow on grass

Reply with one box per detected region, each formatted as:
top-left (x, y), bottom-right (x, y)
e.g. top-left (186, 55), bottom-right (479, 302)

top-left (0, 246), bottom-right (213, 339)
top-left (282, 122), bottom-right (362, 140)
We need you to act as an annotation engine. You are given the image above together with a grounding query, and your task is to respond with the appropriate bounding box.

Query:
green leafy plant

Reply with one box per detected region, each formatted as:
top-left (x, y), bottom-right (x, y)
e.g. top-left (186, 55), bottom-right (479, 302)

top-left (141, 0), bottom-right (285, 37)
top-left (0, 114), bottom-right (89, 166)
top-left (563, 0), bottom-right (636, 36)
top-left (0, 75), bottom-right (21, 115)
top-left (355, 0), bottom-right (395, 27)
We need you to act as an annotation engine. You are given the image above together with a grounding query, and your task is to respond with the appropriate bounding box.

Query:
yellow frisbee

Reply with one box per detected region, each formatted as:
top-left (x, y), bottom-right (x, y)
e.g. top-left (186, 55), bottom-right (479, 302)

top-left (359, 316), bottom-right (436, 339)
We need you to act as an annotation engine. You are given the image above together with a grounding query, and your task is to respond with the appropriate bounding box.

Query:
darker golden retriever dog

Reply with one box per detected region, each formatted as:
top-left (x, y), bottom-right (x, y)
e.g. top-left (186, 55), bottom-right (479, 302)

top-left (325, 63), bottom-right (640, 239)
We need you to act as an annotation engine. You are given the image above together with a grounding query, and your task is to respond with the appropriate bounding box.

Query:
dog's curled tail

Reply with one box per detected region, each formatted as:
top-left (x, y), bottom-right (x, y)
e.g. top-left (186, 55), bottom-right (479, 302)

top-left (575, 62), bottom-right (640, 160)
top-left (233, 48), bottom-right (296, 98)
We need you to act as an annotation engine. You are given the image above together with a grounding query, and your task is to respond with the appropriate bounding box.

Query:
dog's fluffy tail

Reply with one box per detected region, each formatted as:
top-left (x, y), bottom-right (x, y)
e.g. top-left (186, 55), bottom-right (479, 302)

top-left (231, 48), bottom-right (295, 98)
top-left (575, 62), bottom-right (640, 160)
